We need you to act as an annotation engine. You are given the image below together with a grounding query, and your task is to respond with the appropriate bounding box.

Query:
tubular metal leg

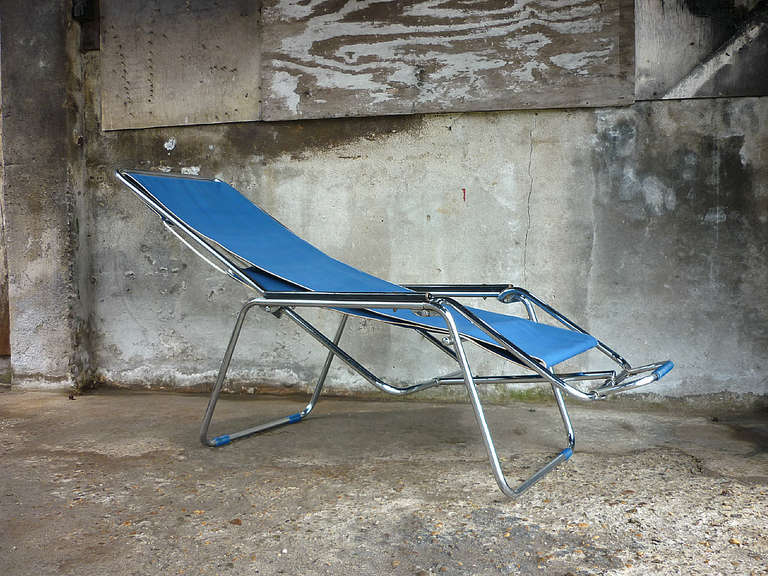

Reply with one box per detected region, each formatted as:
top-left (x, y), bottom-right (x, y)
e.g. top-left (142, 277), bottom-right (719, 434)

top-left (304, 315), bottom-right (348, 415)
top-left (200, 304), bottom-right (348, 447)
top-left (551, 384), bottom-right (575, 448)
top-left (201, 297), bottom-right (575, 497)
top-left (435, 302), bottom-right (575, 498)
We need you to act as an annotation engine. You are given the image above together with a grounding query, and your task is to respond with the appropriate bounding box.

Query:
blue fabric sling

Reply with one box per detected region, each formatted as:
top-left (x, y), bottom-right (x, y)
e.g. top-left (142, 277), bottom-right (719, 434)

top-left (127, 172), bottom-right (597, 367)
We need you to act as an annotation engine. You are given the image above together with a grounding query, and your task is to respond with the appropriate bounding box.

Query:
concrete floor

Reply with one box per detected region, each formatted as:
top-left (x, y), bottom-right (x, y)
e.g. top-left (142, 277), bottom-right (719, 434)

top-left (0, 390), bottom-right (766, 576)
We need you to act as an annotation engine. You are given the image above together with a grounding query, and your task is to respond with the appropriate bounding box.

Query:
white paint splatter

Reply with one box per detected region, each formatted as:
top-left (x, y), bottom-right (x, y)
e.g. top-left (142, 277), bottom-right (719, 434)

top-left (163, 137), bottom-right (177, 151)
top-left (682, 151), bottom-right (698, 181)
top-left (549, 48), bottom-right (611, 72)
top-left (404, 1), bottom-right (600, 21)
top-left (181, 166), bottom-right (200, 176)
top-left (270, 71), bottom-right (301, 114)
top-left (504, 33), bottom-right (552, 58)
top-left (704, 206), bottom-right (727, 224)
top-left (619, 167), bottom-right (641, 201)
top-left (739, 143), bottom-right (748, 166)
top-left (642, 176), bottom-right (675, 215)
top-left (509, 61), bottom-right (548, 83)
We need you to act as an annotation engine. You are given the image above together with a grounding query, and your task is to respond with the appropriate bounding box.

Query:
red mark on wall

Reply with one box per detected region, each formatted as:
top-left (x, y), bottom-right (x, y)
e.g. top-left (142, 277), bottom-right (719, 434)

top-left (462, 188), bottom-right (467, 202)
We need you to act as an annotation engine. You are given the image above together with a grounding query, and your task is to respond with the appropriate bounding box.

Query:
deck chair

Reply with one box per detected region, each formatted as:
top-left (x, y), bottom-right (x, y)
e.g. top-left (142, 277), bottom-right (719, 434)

top-left (116, 169), bottom-right (673, 498)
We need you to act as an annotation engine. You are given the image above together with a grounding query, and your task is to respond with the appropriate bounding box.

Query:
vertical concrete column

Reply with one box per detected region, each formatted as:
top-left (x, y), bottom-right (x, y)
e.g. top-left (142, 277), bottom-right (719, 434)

top-left (0, 62), bottom-right (8, 386)
top-left (0, 68), bottom-right (9, 361)
top-left (0, 2), bottom-right (82, 387)
top-left (0, 147), bottom-right (9, 361)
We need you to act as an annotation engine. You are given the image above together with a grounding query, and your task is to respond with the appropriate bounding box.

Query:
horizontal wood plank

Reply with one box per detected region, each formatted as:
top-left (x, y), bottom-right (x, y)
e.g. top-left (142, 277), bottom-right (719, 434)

top-left (260, 0), bottom-right (635, 121)
top-left (101, 0), bottom-right (262, 131)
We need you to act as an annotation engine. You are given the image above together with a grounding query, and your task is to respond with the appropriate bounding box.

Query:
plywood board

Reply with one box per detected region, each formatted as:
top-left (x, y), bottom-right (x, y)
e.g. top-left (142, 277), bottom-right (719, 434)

top-left (260, 0), bottom-right (635, 121)
top-left (101, 0), bottom-right (261, 130)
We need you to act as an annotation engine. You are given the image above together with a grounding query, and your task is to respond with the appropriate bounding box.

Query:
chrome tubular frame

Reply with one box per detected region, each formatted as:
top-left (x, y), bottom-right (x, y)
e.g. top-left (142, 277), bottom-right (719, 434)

top-left (117, 170), bottom-right (672, 498)
top-left (196, 290), bottom-right (670, 498)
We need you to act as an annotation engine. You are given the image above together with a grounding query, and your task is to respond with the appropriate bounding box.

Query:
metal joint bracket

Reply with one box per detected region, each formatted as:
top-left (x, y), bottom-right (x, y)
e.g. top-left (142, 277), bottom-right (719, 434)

top-left (261, 304), bottom-right (283, 318)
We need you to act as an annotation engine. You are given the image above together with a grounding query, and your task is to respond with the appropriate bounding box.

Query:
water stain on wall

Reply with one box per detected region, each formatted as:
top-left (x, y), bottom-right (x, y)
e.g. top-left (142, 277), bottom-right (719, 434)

top-left (592, 103), bottom-right (756, 223)
top-left (589, 100), bottom-right (768, 393)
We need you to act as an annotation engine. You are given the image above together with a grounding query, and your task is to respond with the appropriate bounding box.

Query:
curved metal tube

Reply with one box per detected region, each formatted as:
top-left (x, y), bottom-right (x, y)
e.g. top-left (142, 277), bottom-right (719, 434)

top-left (283, 308), bottom-right (446, 396)
top-left (163, 221), bottom-right (232, 279)
top-left (193, 289), bottom-right (673, 498)
top-left (593, 361), bottom-right (674, 397)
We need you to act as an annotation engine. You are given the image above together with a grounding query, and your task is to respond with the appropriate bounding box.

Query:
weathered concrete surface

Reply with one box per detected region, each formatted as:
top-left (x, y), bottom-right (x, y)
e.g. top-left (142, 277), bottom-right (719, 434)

top-left (636, 0), bottom-right (768, 100)
top-left (83, 66), bottom-right (768, 400)
top-left (0, 72), bottom-right (10, 357)
top-left (0, 1), bottom-right (85, 387)
top-left (0, 390), bottom-right (766, 575)
top-left (588, 99), bottom-right (768, 397)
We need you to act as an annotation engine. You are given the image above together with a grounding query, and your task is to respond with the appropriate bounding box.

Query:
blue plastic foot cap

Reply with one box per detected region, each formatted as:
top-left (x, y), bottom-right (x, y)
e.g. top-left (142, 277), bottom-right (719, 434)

top-left (288, 412), bottom-right (303, 424)
top-left (654, 361), bottom-right (674, 380)
top-left (213, 434), bottom-right (231, 447)
top-left (560, 447), bottom-right (573, 460)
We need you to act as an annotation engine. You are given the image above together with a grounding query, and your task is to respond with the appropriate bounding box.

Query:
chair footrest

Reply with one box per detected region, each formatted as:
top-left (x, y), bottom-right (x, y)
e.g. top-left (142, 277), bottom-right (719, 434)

top-left (592, 361), bottom-right (674, 398)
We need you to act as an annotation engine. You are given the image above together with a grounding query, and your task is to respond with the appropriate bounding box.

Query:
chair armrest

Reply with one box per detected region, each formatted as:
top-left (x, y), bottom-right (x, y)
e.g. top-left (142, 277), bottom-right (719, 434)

top-left (403, 284), bottom-right (516, 297)
top-left (262, 291), bottom-right (432, 303)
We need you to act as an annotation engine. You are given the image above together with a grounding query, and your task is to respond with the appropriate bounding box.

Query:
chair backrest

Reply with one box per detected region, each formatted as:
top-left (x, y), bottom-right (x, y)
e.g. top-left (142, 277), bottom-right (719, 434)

top-left (120, 170), bottom-right (599, 367)
top-left (123, 171), bottom-right (409, 295)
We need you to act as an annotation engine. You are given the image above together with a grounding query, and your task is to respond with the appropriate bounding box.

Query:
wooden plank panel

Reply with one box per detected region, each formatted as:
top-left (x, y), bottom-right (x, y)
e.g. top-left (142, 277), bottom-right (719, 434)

top-left (101, 0), bottom-right (261, 130)
top-left (260, 0), bottom-right (634, 121)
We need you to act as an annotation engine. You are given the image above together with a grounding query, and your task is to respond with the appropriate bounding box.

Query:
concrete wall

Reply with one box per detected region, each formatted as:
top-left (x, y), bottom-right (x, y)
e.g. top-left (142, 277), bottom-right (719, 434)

top-left (83, 79), bottom-right (768, 400)
top-left (2, 2), bottom-right (767, 403)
